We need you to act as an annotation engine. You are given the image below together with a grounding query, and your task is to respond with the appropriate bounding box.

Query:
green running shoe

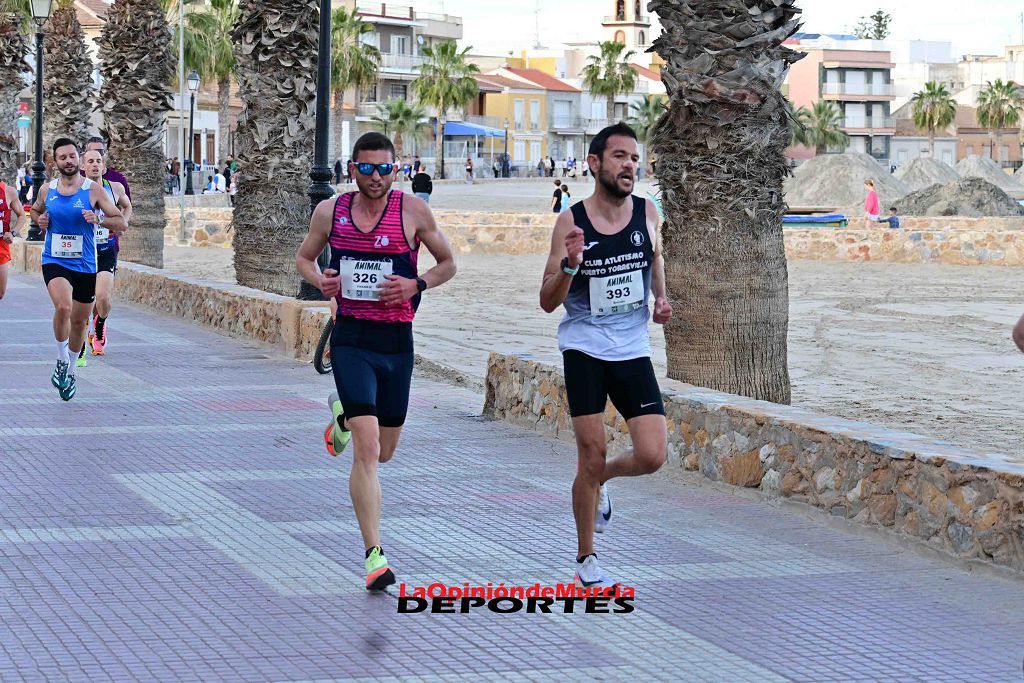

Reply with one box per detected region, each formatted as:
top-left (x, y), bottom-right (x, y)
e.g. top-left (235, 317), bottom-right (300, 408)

top-left (75, 344), bottom-right (87, 368)
top-left (59, 374), bottom-right (77, 402)
top-left (51, 360), bottom-right (69, 389)
top-left (364, 546), bottom-right (395, 591)
top-left (323, 392), bottom-right (352, 457)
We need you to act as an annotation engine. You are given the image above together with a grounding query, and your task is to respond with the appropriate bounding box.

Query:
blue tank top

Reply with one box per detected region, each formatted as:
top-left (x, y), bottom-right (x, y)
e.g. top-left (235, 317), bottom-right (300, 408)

top-left (557, 196), bottom-right (654, 361)
top-left (42, 178), bottom-right (97, 273)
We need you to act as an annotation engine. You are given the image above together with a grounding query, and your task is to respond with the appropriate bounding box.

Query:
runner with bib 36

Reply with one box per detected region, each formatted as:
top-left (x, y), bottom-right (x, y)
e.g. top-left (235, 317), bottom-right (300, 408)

top-left (296, 132), bottom-right (456, 591)
top-left (539, 123), bottom-right (672, 589)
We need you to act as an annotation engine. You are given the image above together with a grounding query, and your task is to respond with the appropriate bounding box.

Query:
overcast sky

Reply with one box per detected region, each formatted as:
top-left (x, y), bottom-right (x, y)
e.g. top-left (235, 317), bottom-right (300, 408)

top-left (421, 0), bottom-right (1021, 59)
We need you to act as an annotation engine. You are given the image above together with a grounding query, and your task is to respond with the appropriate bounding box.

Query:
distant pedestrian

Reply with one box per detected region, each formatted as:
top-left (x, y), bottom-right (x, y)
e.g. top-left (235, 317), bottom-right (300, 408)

top-left (334, 158), bottom-right (343, 184)
top-left (562, 157), bottom-right (569, 177)
top-left (345, 159), bottom-right (353, 183)
top-left (547, 156), bottom-right (555, 177)
top-left (537, 159), bottom-right (545, 177)
top-left (559, 184), bottom-right (571, 212)
top-left (551, 178), bottom-right (563, 213)
top-left (465, 157), bottom-right (474, 184)
top-left (878, 207), bottom-right (900, 229)
top-left (413, 155), bottom-right (421, 173)
top-left (412, 168), bottom-right (432, 203)
top-left (863, 179), bottom-right (880, 221)
top-left (492, 159), bottom-right (500, 178)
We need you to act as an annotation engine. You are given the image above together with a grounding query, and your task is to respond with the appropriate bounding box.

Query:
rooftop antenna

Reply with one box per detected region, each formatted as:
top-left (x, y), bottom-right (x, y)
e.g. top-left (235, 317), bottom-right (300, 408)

top-left (533, 0), bottom-right (545, 49)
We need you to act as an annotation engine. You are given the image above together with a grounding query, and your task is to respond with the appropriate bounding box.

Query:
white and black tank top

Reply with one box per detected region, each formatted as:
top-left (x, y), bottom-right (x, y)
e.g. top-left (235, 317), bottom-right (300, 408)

top-left (557, 195), bottom-right (654, 361)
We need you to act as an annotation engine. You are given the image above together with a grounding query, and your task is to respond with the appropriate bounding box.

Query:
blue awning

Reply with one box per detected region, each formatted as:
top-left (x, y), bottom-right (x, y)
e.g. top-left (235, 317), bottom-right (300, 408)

top-left (443, 121), bottom-right (505, 138)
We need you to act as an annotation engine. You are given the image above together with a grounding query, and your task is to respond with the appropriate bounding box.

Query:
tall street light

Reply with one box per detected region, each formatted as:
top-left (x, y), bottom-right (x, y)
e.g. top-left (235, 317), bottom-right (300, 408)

top-left (184, 70), bottom-right (200, 195)
top-left (502, 118), bottom-right (509, 178)
top-left (298, 0), bottom-right (333, 301)
top-left (27, 0), bottom-right (53, 241)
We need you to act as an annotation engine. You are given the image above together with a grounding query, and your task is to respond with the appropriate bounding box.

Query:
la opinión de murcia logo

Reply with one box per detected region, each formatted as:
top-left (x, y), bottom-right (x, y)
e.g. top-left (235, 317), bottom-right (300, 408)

top-left (397, 582), bottom-right (636, 614)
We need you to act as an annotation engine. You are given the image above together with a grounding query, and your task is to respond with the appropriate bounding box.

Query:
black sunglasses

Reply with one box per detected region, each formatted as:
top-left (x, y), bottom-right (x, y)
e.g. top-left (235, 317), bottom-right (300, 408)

top-left (355, 162), bottom-right (396, 177)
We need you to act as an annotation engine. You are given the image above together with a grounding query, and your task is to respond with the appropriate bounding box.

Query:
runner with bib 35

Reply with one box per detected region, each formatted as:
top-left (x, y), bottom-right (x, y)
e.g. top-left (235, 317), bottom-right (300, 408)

top-left (539, 123), bottom-right (672, 589)
top-left (296, 132), bottom-right (456, 591)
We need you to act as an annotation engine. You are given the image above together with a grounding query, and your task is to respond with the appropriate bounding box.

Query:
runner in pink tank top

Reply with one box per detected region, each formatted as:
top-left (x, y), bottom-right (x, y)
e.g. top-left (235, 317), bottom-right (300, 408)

top-left (296, 132), bottom-right (457, 592)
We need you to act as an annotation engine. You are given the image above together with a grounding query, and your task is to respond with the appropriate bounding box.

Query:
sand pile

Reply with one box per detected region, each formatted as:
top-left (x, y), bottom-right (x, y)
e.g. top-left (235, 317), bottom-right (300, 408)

top-left (954, 155), bottom-right (1023, 193)
top-left (895, 158), bottom-right (960, 192)
top-left (894, 177), bottom-right (1024, 217)
top-left (785, 153), bottom-right (909, 211)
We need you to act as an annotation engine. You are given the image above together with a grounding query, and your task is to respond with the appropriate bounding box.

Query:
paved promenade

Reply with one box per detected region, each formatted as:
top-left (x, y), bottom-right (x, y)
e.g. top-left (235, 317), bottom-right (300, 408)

top-left (1, 271), bottom-right (1023, 682)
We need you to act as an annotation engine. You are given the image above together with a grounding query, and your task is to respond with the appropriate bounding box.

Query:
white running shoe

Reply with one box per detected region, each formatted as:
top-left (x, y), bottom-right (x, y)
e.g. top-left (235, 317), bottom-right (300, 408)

top-left (595, 484), bottom-right (612, 534)
top-left (573, 554), bottom-right (616, 588)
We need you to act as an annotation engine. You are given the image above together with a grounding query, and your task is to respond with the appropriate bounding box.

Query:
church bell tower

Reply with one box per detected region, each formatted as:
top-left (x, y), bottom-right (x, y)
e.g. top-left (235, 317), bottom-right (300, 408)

top-left (601, 0), bottom-right (652, 51)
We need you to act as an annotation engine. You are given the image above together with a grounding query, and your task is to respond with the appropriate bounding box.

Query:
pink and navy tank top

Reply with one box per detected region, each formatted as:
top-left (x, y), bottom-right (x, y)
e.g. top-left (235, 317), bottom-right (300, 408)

top-left (329, 190), bottom-right (420, 324)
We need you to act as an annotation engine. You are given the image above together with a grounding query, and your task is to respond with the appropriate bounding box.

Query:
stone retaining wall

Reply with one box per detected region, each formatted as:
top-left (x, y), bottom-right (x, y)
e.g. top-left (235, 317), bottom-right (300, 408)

top-left (164, 207), bottom-right (234, 247)
top-left (484, 353), bottom-right (1024, 572)
top-left (159, 205), bottom-right (1024, 265)
top-left (11, 242), bottom-right (323, 356)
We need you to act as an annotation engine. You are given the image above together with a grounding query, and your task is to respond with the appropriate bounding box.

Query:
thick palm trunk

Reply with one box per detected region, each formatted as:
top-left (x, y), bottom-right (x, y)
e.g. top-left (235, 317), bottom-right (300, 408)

top-left (232, 0), bottom-right (318, 296)
top-left (928, 129), bottom-right (935, 158)
top-left (435, 113), bottom-right (445, 179)
top-left (217, 74), bottom-right (230, 164)
top-left (0, 16), bottom-right (27, 183)
top-left (650, 0), bottom-right (802, 404)
top-left (43, 5), bottom-right (92, 149)
top-left (97, 0), bottom-right (174, 269)
top-left (606, 96), bottom-right (615, 124)
top-left (332, 87), bottom-right (344, 161)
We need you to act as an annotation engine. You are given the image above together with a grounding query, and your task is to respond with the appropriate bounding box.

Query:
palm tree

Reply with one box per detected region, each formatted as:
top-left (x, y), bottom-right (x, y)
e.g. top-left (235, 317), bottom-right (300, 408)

top-left (0, 2), bottom-right (28, 182)
top-left (182, 0), bottom-right (239, 165)
top-left (371, 99), bottom-right (430, 160)
top-left (790, 101), bottom-right (849, 154)
top-left (331, 7), bottom-right (379, 160)
top-left (910, 82), bottom-right (956, 160)
top-left (627, 94), bottom-right (666, 144)
top-left (42, 0), bottom-right (92, 149)
top-left (96, 0), bottom-right (174, 269)
top-left (582, 40), bottom-right (638, 124)
top-left (647, 0), bottom-right (804, 404)
top-left (411, 40), bottom-right (478, 179)
top-left (231, 0), bottom-right (318, 296)
top-left (976, 79), bottom-right (1021, 162)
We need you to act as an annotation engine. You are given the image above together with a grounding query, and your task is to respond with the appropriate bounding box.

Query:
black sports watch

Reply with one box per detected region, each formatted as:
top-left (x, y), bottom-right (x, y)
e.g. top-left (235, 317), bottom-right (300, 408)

top-left (416, 277), bottom-right (428, 293)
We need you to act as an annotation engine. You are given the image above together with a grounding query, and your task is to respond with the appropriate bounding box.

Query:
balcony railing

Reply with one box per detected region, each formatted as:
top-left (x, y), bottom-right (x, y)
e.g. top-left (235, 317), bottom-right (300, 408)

top-left (603, 14), bottom-right (648, 22)
top-left (842, 116), bottom-right (895, 129)
top-left (381, 53), bottom-right (425, 72)
top-left (823, 82), bottom-right (894, 97)
top-left (549, 115), bottom-right (585, 129)
top-left (357, 2), bottom-right (414, 20)
top-left (357, 102), bottom-right (383, 118)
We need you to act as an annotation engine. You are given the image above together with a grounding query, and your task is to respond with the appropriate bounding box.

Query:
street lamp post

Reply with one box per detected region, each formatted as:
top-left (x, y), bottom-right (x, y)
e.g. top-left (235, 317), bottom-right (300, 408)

top-left (27, 0), bottom-right (54, 241)
top-left (298, 0), bottom-right (333, 301)
top-left (184, 70), bottom-right (200, 195)
top-left (502, 118), bottom-right (509, 178)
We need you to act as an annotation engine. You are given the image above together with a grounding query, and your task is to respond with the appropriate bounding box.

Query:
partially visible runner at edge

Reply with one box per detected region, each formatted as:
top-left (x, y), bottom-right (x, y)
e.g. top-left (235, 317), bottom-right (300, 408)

top-left (32, 138), bottom-right (126, 401)
top-left (296, 132), bottom-right (457, 591)
top-left (539, 122), bottom-right (673, 588)
top-left (76, 147), bottom-right (132, 366)
top-left (0, 175), bottom-right (28, 302)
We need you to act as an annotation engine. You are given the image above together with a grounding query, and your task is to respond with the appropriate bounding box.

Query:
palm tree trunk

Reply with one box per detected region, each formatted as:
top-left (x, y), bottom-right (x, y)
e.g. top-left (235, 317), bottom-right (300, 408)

top-left (332, 87), bottom-right (344, 162)
top-left (994, 131), bottom-right (1003, 165)
top-left (435, 113), bottom-right (446, 179)
top-left (217, 74), bottom-right (231, 165)
top-left (394, 131), bottom-right (403, 162)
top-left (0, 16), bottom-right (27, 183)
top-left (606, 95), bottom-right (615, 124)
top-left (97, 0), bottom-right (174, 269)
top-left (232, 0), bottom-right (318, 296)
top-left (650, 0), bottom-right (800, 404)
top-left (928, 128), bottom-right (935, 159)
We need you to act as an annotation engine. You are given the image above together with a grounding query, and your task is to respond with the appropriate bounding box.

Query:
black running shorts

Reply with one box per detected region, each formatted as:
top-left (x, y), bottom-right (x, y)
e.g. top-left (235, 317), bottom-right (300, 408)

top-left (562, 349), bottom-right (665, 420)
top-left (97, 249), bottom-right (117, 274)
top-left (42, 263), bottom-right (96, 304)
top-left (331, 316), bottom-right (415, 428)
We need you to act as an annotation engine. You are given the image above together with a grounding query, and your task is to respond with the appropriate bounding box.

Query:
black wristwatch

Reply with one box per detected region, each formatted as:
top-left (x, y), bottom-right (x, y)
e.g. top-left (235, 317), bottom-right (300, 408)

top-left (416, 277), bottom-right (428, 293)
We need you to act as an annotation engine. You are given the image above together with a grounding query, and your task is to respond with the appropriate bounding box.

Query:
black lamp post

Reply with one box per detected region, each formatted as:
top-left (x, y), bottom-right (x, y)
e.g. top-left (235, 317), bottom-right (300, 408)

top-left (27, 0), bottom-right (53, 241)
top-left (502, 118), bottom-right (509, 178)
top-left (298, 0), bottom-right (333, 301)
top-left (184, 70), bottom-right (200, 195)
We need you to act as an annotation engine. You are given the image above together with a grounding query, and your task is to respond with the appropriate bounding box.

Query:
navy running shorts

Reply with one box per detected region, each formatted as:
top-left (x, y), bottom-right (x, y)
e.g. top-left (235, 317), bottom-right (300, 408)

top-left (331, 316), bottom-right (415, 428)
top-left (562, 349), bottom-right (665, 420)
